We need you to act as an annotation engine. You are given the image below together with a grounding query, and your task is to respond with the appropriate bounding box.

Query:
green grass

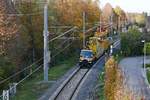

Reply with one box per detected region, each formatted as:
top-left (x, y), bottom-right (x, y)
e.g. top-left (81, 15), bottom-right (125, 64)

top-left (96, 69), bottom-right (105, 100)
top-left (146, 64), bottom-right (150, 68)
top-left (147, 70), bottom-right (150, 84)
top-left (11, 55), bottom-right (78, 100)
top-left (146, 64), bottom-right (150, 84)
top-left (114, 53), bottom-right (124, 63)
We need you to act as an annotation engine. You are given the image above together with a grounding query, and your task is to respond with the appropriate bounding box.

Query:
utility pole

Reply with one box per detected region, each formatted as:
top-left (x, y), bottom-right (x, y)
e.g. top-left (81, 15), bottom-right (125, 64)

top-left (83, 12), bottom-right (86, 48)
top-left (43, 0), bottom-right (50, 82)
top-left (118, 16), bottom-right (121, 33)
top-left (99, 13), bottom-right (102, 33)
top-left (118, 16), bottom-right (121, 34)
top-left (110, 14), bottom-right (113, 35)
top-left (141, 40), bottom-right (148, 84)
top-left (142, 40), bottom-right (146, 75)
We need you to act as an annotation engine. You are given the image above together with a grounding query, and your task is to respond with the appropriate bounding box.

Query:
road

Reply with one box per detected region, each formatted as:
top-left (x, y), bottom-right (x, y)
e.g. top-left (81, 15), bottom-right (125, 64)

top-left (119, 57), bottom-right (150, 99)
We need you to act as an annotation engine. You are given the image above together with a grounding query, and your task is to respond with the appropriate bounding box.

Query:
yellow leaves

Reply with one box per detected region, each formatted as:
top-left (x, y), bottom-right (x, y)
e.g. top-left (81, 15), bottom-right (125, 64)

top-left (105, 57), bottom-right (116, 68)
top-left (74, 18), bottom-right (83, 27)
top-left (79, 32), bottom-right (83, 40)
top-left (88, 43), bottom-right (96, 54)
top-left (0, 0), bottom-right (19, 54)
top-left (114, 6), bottom-right (122, 16)
top-left (95, 31), bottom-right (108, 37)
top-left (114, 6), bottom-right (126, 20)
top-left (54, 0), bottom-right (100, 28)
top-left (105, 57), bottom-right (118, 100)
top-left (135, 14), bottom-right (146, 25)
top-left (100, 40), bottom-right (110, 49)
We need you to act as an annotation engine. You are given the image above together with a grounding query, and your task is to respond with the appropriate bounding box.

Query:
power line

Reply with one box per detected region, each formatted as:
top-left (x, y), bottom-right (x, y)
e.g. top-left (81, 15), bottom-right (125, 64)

top-left (0, 12), bottom-right (44, 16)
top-left (48, 27), bottom-right (77, 43)
top-left (13, 1), bottom-right (47, 4)
top-left (0, 25), bottom-right (98, 97)
top-left (0, 25), bottom-right (95, 90)
top-left (12, 41), bottom-right (73, 85)
top-left (0, 41), bottom-right (73, 97)
top-left (17, 64), bottom-right (43, 85)
top-left (52, 39), bottom-right (69, 50)
top-left (0, 27), bottom-right (77, 85)
top-left (52, 41), bottom-right (73, 58)
top-left (0, 57), bottom-right (43, 85)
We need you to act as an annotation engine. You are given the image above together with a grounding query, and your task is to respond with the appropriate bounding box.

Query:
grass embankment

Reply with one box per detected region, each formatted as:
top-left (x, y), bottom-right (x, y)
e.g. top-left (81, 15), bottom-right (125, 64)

top-left (12, 55), bottom-right (78, 100)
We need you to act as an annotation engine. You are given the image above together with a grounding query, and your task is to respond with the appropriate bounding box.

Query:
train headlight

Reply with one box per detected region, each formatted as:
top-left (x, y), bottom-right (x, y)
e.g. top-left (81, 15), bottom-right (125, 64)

top-left (87, 58), bottom-right (93, 62)
top-left (80, 57), bottom-right (84, 61)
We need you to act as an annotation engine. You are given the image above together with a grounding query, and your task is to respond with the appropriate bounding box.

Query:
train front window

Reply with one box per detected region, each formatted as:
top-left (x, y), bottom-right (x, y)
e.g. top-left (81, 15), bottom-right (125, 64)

top-left (80, 50), bottom-right (93, 58)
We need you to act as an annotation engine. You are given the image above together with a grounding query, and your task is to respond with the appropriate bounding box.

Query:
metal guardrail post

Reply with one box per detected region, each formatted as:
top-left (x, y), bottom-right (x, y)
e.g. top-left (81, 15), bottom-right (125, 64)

top-left (0, 95), bottom-right (3, 100)
top-left (9, 83), bottom-right (17, 96)
top-left (110, 45), bottom-right (113, 56)
top-left (3, 90), bottom-right (9, 100)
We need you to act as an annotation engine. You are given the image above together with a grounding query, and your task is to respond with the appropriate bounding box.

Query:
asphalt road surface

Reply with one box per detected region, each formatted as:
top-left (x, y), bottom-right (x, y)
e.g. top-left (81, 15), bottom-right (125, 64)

top-left (119, 57), bottom-right (150, 99)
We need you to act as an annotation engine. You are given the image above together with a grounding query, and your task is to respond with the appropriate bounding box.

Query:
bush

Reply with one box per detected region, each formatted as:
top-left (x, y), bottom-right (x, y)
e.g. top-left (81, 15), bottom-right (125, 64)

top-left (104, 57), bottom-right (118, 100)
top-left (146, 64), bottom-right (150, 68)
top-left (121, 27), bottom-right (143, 56)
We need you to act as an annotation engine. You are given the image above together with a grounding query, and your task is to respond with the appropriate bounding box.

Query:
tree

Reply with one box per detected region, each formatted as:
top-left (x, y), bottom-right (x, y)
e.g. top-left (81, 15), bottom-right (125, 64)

top-left (0, 0), bottom-right (19, 55)
top-left (145, 43), bottom-right (150, 55)
top-left (54, 0), bottom-right (100, 28)
top-left (16, 0), bottom-right (44, 62)
top-left (0, 0), bottom-right (38, 91)
top-left (102, 3), bottom-right (114, 23)
top-left (135, 14), bottom-right (146, 27)
top-left (121, 27), bottom-right (142, 56)
top-left (114, 6), bottom-right (127, 30)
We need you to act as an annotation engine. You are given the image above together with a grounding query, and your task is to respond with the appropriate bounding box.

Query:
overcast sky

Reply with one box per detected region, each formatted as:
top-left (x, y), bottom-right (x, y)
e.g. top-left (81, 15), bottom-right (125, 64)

top-left (100, 0), bottom-right (150, 13)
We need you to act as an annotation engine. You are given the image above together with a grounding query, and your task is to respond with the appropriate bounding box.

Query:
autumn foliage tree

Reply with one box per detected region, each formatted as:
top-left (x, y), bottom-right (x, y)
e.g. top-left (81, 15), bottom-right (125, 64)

top-left (102, 3), bottom-right (127, 33)
top-left (53, 0), bottom-right (100, 28)
top-left (0, 0), bottom-right (19, 55)
top-left (0, 0), bottom-right (26, 91)
top-left (114, 6), bottom-right (127, 30)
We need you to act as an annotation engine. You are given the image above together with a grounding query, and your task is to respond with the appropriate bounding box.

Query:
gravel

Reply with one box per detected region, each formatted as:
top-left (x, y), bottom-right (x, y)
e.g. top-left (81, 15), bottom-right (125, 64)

top-left (38, 64), bottom-right (79, 100)
top-left (39, 56), bottom-right (105, 100)
top-left (56, 69), bottom-right (88, 100)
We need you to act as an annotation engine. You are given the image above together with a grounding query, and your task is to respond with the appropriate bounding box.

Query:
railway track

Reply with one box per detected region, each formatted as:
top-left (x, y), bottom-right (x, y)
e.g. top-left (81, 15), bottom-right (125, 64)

top-left (49, 66), bottom-right (89, 100)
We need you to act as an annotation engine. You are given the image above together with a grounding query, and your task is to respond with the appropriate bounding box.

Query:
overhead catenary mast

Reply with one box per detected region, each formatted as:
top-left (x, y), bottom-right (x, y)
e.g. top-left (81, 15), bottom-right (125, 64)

top-left (110, 14), bottom-right (113, 35)
top-left (100, 12), bottom-right (102, 33)
top-left (83, 12), bottom-right (86, 48)
top-left (43, 0), bottom-right (50, 82)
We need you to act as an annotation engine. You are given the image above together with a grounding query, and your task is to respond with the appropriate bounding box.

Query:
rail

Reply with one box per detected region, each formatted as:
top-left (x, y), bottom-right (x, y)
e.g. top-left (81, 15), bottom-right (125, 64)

top-left (49, 66), bottom-right (80, 100)
top-left (52, 68), bottom-right (89, 100)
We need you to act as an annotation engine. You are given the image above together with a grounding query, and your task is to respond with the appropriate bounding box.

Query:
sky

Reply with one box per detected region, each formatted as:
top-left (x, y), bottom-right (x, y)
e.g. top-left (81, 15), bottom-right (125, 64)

top-left (100, 0), bottom-right (150, 13)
